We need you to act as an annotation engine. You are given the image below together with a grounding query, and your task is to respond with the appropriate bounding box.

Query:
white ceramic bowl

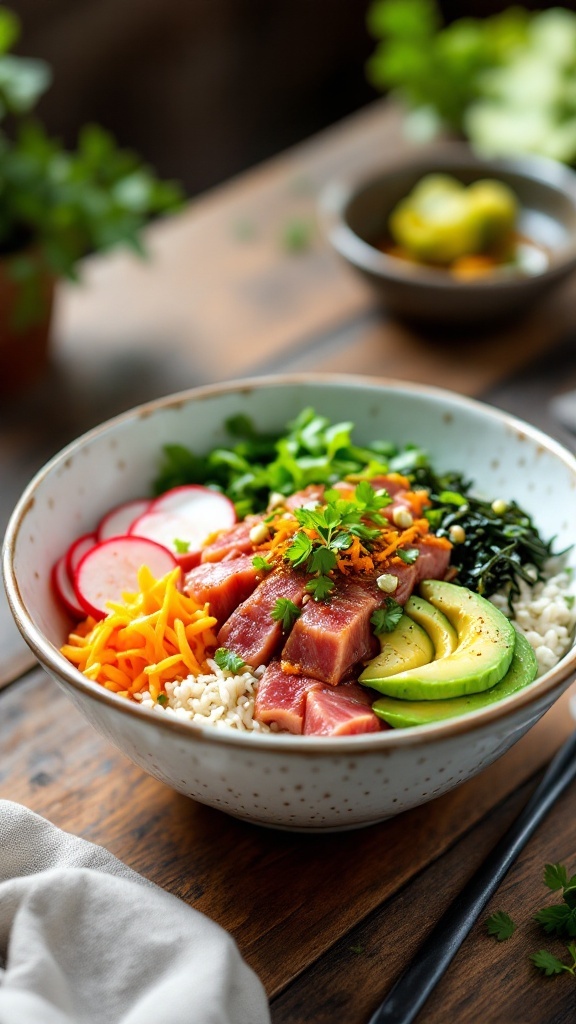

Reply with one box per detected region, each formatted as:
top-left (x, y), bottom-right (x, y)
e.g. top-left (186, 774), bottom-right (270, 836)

top-left (4, 375), bottom-right (576, 831)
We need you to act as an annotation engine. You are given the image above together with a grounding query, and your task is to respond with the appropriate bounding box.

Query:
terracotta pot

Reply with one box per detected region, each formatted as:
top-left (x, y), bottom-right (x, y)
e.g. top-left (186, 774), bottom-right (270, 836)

top-left (0, 256), bottom-right (56, 397)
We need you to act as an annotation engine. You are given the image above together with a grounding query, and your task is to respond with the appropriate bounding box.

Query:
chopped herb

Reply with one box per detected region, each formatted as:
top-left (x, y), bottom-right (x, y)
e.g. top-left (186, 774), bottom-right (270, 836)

top-left (486, 911), bottom-right (516, 941)
top-left (285, 483), bottom-right (391, 601)
top-left (156, 693), bottom-right (168, 706)
top-left (531, 944), bottom-right (576, 977)
top-left (173, 538), bottom-right (190, 554)
top-left (397, 548), bottom-right (419, 564)
top-left (271, 598), bottom-right (301, 631)
top-left (252, 554), bottom-right (273, 573)
top-left (544, 863), bottom-right (572, 892)
top-left (305, 575), bottom-right (335, 601)
top-left (214, 648), bottom-right (246, 673)
top-left (349, 944), bottom-right (364, 955)
top-left (281, 217), bottom-right (313, 252)
top-left (371, 599), bottom-right (403, 634)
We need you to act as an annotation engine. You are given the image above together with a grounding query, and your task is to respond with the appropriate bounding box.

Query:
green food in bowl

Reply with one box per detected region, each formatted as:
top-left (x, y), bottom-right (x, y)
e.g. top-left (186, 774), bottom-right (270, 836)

top-left (389, 173), bottom-right (518, 266)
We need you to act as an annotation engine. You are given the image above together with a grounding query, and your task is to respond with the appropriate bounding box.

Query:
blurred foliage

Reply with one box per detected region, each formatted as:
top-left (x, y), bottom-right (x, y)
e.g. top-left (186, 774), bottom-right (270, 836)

top-left (367, 0), bottom-right (576, 165)
top-left (0, 5), bottom-right (183, 327)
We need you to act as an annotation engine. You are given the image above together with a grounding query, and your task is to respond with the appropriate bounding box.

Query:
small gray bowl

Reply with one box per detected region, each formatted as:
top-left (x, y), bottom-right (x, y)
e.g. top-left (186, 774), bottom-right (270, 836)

top-left (319, 145), bottom-right (576, 325)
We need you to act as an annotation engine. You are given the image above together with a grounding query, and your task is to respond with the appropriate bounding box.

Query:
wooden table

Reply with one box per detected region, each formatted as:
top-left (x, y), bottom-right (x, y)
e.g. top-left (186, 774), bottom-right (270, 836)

top-left (2, 100), bottom-right (576, 1022)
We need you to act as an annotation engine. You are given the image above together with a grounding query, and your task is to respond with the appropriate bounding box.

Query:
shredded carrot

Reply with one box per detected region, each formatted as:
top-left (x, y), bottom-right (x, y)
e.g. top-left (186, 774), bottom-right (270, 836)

top-left (61, 566), bottom-right (218, 700)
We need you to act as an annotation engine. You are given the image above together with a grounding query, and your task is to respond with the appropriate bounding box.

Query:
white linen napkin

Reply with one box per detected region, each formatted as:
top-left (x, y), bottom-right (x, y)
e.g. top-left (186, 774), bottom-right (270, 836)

top-left (0, 801), bottom-right (270, 1024)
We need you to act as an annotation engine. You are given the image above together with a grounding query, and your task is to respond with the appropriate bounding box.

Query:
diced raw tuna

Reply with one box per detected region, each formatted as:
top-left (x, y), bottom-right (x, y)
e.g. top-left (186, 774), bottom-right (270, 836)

top-left (367, 474), bottom-right (410, 498)
top-left (217, 569), bottom-right (307, 669)
top-left (413, 539), bottom-right (451, 583)
top-left (281, 578), bottom-right (380, 686)
top-left (304, 687), bottom-right (383, 736)
top-left (183, 555), bottom-right (260, 626)
top-left (254, 661), bottom-right (322, 734)
top-left (384, 559), bottom-right (419, 604)
top-left (284, 485), bottom-right (325, 511)
top-left (200, 517), bottom-right (262, 563)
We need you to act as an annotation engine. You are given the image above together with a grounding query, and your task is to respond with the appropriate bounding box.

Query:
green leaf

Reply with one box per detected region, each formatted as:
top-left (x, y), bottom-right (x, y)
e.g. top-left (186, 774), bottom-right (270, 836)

top-left (534, 904), bottom-right (576, 937)
top-left (309, 546), bottom-right (337, 575)
top-left (156, 693), bottom-right (168, 706)
top-left (304, 575), bottom-right (335, 601)
top-left (286, 531), bottom-right (313, 569)
top-left (486, 911), bottom-right (516, 941)
top-left (214, 648), bottom-right (247, 674)
top-left (544, 863), bottom-right (569, 892)
top-left (370, 599), bottom-right (403, 634)
top-left (397, 548), bottom-right (419, 564)
top-left (0, 9), bottom-right (20, 55)
top-left (252, 555), bottom-right (273, 573)
top-left (531, 949), bottom-right (569, 976)
top-left (173, 538), bottom-right (190, 554)
top-left (271, 598), bottom-right (301, 631)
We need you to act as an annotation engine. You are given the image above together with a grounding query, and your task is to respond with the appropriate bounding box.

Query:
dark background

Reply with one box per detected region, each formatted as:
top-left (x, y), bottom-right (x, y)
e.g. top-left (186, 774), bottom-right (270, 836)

top-left (14, 0), bottom-right (576, 196)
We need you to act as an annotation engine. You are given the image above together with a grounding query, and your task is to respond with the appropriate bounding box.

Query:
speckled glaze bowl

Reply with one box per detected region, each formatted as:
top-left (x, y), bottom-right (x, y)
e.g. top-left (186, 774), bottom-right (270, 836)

top-left (4, 375), bottom-right (576, 831)
top-left (319, 145), bottom-right (576, 325)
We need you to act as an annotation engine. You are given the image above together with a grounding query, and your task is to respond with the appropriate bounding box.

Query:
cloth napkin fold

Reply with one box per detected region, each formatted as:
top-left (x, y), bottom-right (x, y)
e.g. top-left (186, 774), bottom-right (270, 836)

top-left (0, 801), bottom-right (270, 1024)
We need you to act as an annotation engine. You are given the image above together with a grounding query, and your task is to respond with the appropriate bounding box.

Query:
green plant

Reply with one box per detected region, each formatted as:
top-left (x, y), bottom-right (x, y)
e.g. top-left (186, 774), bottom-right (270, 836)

top-left (366, 0), bottom-right (576, 166)
top-left (0, 5), bottom-right (183, 327)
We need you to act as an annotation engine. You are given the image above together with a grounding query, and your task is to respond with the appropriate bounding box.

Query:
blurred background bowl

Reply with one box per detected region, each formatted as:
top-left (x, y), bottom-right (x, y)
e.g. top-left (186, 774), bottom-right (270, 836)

top-left (3, 374), bottom-right (576, 831)
top-left (319, 145), bottom-right (576, 326)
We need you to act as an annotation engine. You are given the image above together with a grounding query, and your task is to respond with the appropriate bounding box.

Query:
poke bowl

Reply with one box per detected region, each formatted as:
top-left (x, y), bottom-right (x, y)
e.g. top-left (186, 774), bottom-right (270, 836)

top-left (319, 145), bottom-right (576, 325)
top-left (3, 374), bottom-right (576, 831)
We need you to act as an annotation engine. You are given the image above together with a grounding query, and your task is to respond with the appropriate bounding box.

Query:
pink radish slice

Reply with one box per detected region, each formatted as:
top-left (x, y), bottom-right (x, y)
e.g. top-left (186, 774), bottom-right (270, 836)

top-left (74, 536), bottom-right (177, 619)
top-left (65, 532), bottom-right (98, 579)
top-left (52, 556), bottom-right (86, 619)
top-left (130, 485), bottom-right (236, 567)
top-left (97, 498), bottom-right (151, 541)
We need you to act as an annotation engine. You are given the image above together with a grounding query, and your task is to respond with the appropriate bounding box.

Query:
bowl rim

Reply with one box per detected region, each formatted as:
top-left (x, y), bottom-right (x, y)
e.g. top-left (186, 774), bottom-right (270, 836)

top-left (318, 143), bottom-right (576, 291)
top-left (3, 371), bottom-right (576, 754)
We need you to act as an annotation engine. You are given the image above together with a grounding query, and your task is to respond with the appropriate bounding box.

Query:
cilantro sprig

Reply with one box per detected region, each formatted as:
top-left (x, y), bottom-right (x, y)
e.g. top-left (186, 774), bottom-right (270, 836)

top-left (370, 599), bottom-right (403, 635)
top-left (487, 860), bottom-right (576, 982)
top-left (214, 648), bottom-right (247, 674)
top-left (285, 482), bottom-right (391, 602)
top-left (486, 911), bottom-right (516, 942)
top-left (271, 598), bottom-right (301, 631)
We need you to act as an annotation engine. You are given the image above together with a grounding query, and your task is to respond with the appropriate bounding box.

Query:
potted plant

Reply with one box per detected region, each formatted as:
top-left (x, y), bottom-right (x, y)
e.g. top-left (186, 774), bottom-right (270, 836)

top-left (0, 5), bottom-right (183, 394)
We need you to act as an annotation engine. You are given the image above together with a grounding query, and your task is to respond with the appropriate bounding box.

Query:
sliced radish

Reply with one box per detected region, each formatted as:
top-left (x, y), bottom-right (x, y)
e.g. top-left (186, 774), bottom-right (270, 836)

top-left (97, 498), bottom-right (151, 541)
top-left (65, 532), bottom-right (98, 579)
top-left (74, 537), bottom-right (177, 619)
top-left (130, 485), bottom-right (236, 569)
top-left (52, 555), bottom-right (86, 619)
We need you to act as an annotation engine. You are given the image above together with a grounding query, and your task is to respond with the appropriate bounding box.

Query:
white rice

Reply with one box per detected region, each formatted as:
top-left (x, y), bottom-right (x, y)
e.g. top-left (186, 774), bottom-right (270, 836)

top-left (137, 560), bottom-right (576, 730)
top-left (490, 559), bottom-right (576, 677)
top-left (135, 658), bottom-right (274, 732)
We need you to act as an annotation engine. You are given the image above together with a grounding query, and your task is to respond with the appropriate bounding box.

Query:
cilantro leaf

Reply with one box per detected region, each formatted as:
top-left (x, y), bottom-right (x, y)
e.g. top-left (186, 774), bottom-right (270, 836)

top-left (309, 546), bottom-right (338, 575)
top-left (286, 531), bottom-right (313, 568)
top-left (173, 538), bottom-right (190, 554)
top-left (371, 599), bottom-right (403, 634)
top-left (544, 863), bottom-right (569, 892)
top-left (252, 555), bottom-right (273, 573)
top-left (531, 947), bottom-right (576, 977)
top-left (486, 911), bottom-right (516, 941)
top-left (214, 648), bottom-right (247, 673)
top-left (534, 904), bottom-right (576, 937)
top-left (271, 598), bottom-right (301, 631)
top-left (397, 548), bottom-right (419, 564)
top-left (305, 575), bottom-right (335, 601)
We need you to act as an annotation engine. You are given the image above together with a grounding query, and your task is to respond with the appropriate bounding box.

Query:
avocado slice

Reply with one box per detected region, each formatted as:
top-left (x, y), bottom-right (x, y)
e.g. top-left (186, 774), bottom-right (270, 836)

top-left (404, 594), bottom-right (458, 659)
top-left (359, 580), bottom-right (516, 699)
top-left (359, 613), bottom-right (434, 682)
top-left (371, 632), bottom-right (538, 728)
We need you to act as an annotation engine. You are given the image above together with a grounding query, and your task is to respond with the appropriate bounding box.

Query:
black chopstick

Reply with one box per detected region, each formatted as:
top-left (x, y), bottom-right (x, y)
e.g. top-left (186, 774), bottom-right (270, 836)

top-left (367, 726), bottom-right (576, 1024)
